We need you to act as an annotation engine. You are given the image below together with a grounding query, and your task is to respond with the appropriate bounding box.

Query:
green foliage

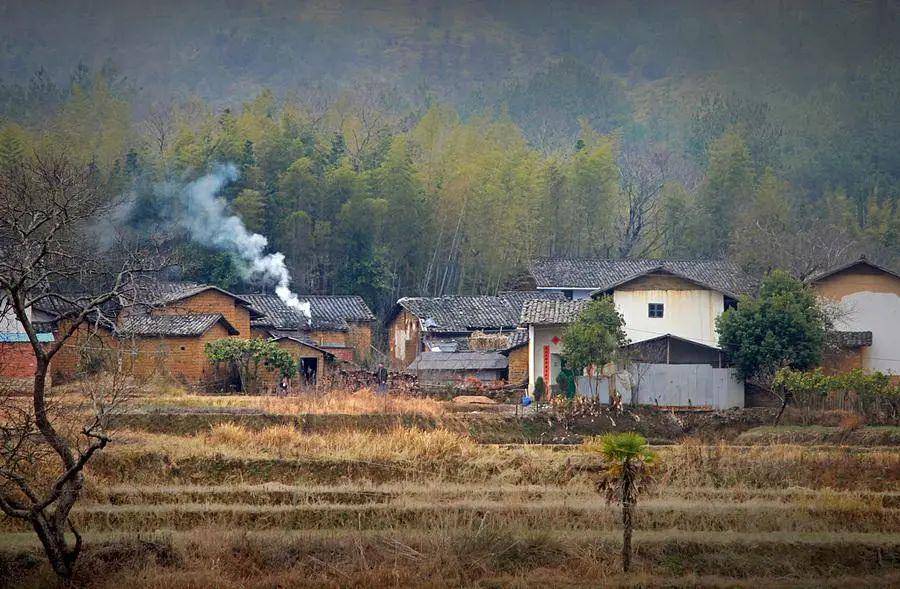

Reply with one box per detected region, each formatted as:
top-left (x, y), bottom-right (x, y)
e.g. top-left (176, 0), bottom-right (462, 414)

top-left (231, 189), bottom-right (266, 234)
top-left (585, 432), bottom-right (656, 466)
top-left (556, 369), bottom-right (576, 399)
top-left (774, 367), bottom-right (900, 420)
top-left (533, 376), bottom-right (546, 404)
top-left (562, 297), bottom-right (629, 377)
top-left (585, 431), bottom-right (657, 573)
top-left (697, 130), bottom-right (755, 256)
top-left (716, 271), bottom-right (828, 383)
top-left (205, 338), bottom-right (296, 394)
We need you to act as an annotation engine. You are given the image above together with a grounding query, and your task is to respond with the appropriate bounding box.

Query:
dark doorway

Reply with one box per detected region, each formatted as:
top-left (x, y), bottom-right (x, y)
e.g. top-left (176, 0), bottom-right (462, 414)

top-left (300, 357), bottom-right (318, 386)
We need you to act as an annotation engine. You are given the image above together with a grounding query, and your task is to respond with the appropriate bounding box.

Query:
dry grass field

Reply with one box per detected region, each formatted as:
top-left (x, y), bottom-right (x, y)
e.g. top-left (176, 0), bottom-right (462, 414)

top-left (2, 389), bottom-right (898, 588)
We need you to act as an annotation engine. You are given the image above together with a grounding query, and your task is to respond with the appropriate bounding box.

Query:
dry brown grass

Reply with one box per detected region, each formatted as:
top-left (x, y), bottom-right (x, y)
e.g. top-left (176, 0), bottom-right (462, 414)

top-left (4, 528), bottom-right (898, 588)
top-left (3, 390), bottom-right (900, 588)
top-left (140, 388), bottom-right (446, 418)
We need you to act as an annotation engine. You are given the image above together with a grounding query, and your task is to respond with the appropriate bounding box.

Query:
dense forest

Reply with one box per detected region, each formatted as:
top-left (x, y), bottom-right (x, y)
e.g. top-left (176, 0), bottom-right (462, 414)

top-left (0, 0), bottom-right (897, 317)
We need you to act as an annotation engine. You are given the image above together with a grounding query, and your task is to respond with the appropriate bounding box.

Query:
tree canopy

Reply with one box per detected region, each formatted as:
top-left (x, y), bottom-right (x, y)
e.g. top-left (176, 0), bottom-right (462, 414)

top-left (716, 271), bottom-right (829, 385)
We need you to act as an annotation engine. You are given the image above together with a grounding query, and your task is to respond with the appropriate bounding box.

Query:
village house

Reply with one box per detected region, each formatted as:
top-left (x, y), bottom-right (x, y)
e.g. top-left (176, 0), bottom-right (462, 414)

top-left (527, 258), bottom-right (754, 346)
top-left (807, 257), bottom-right (899, 378)
top-left (520, 259), bottom-right (755, 408)
top-left (386, 291), bottom-right (562, 383)
top-left (0, 293), bottom-right (54, 380)
top-left (520, 299), bottom-right (745, 408)
top-left (241, 293), bottom-right (376, 365)
top-left (41, 281), bottom-right (260, 387)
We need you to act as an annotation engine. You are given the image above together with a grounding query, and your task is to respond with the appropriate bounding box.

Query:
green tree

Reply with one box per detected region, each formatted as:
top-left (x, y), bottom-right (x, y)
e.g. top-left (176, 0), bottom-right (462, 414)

top-left (697, 130), bottom-right (755, 256)
top-left (231, 188), bottom-right (266, 234)
top-left (586, 432), bottom-right (657, 573)
top-left (716, 271), bottom-right (828, 392)
top-left (0, 124), bottom-right (28, 169)
top-left (205, 338), bottom-right (296, 394)
top-left (562, 297), bottom-right (628, 400)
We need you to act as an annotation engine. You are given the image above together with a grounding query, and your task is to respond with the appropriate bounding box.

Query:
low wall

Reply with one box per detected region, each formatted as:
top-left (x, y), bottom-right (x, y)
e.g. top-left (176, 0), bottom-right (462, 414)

top-left (577, 363), bottom-right (744, 409)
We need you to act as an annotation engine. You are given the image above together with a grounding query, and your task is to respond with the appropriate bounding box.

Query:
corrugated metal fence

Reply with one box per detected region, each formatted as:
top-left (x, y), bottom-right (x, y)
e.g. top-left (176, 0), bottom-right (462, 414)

top-left (577, 363), bottom-right (744, 409)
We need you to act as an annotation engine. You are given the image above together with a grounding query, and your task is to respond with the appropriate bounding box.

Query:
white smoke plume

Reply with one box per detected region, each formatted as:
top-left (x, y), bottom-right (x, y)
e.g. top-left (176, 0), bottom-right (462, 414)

top-left (179, 164), bottom-right (310, 318)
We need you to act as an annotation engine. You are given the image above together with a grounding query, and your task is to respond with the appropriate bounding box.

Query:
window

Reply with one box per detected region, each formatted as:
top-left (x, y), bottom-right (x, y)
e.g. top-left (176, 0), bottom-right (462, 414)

top-left (648, 303), bottom-right (664, 318)
top-left (562, 289), bottom-right (573, 300)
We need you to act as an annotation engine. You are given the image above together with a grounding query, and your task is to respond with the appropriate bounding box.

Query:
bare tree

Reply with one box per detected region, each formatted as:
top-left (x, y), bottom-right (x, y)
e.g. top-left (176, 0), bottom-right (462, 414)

top-left (0, 156), bottom-right (161, 579)
top-left (730, 216), bottom-right (858, 281)
top-left (142, 100), bottom-right (175, 158)
top-left (617, 144), bottom-right (697, 258)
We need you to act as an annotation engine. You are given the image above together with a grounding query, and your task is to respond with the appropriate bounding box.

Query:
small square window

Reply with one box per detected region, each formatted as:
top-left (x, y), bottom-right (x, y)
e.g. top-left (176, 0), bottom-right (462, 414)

top-left (648, 303), bottom-right (664, 318)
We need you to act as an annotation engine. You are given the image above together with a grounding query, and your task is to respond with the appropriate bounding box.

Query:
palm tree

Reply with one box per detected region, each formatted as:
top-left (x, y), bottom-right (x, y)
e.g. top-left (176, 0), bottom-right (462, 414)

top-left (589, 432), bottom-right (657, 573)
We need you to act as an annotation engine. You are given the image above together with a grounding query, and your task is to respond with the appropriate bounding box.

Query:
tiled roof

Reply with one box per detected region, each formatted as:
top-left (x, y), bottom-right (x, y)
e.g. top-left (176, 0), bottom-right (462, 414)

top-left (528, 258), bottom-right (755, 297)
top-left (829, 331), bottom-right (873, 348)
top-left (125, 280), bottom-right (256, 311)
top-left (268, 334), bottom-right (335, 357)
top-left (118, 313), bottom-right (237, 337)
top-left (520, 299), bottom-right (590, 325)
top-left (305, 295), bottom-right (376, 324)
top-left (807, 257), bottom-right (900, 283)
top-left (395, 291), bottom-right (563, 334)
top-left (242, 294), bottom-right (310, 330)
top-left (407, 351), bottom-right (508, 372)
top-left (243, 293), bottom-right (375, 331)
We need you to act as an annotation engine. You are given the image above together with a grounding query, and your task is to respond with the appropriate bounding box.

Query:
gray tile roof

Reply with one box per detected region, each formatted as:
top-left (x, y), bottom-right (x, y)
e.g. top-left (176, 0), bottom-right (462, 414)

top-left (528, 258), bottom-right (755, 297)
top-left (407, 351), bottom-right (508, 372)
top-left (242, 294), bottom-right (309, 330)
top-left (243, 293), bottom-right (375, 331)
top-left (306, 295), bottom-right (376, 324)
top-left (395, 291), bottom-right (563, 334)
top-left (126, 280), bottom-right (256, 311)
top-left (807, 257), bottom-right (900, 283)
top-left (520, 299), bottom-right (590, 325)
top-left (118, 313), bottom-right (237, 337)
top-left (829, 331), bottom-right (873, 348)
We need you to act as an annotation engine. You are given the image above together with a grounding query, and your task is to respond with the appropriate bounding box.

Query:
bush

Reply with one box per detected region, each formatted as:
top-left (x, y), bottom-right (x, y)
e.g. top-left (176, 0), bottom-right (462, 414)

top-left (534, 377), bottom-right (546, 404)
top-left (205, 338), bottom-right (297, 394)
top-left (774, 367), bottom-right (900, 422)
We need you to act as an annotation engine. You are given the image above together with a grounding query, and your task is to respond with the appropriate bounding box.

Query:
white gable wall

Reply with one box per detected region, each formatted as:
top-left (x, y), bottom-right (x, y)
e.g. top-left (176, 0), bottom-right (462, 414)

top-left (613, 288), bottom-right (724, 347)
top-left (832, 291), bottom-right (900, 375)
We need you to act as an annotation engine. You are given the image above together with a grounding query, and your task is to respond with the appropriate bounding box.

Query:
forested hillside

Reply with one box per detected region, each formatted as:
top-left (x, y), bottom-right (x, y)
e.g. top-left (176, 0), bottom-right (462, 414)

top-left (0, 0), bottom-right (896, 316)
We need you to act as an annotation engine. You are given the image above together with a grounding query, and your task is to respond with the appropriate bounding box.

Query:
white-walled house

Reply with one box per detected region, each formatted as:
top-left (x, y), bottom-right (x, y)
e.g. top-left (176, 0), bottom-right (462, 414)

top-left (520, 259), bottom-right (754, 408)
top-left (527, 259), bottom-right (754, 347)
top-left (808, 257), bottom-right (900, 377)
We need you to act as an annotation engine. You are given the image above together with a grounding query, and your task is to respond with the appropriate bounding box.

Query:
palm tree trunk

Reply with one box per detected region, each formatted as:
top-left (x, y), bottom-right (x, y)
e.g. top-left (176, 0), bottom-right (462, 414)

top-left (621, 459), bottom-right (635, 572)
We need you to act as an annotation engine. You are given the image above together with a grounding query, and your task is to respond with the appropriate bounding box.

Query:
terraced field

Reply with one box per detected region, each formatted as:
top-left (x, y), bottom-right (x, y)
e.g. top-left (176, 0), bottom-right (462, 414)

top-left (2, 395), bottom-right (899, 587)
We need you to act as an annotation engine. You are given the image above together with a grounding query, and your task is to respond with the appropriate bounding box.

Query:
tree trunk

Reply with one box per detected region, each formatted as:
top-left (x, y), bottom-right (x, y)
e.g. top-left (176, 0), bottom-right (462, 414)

top-left (32, 511), bottom-right (80, 579)
top-left (30, 359), bottom-right (83, 579)
top-left (621, 460), bottom-right (635, 573)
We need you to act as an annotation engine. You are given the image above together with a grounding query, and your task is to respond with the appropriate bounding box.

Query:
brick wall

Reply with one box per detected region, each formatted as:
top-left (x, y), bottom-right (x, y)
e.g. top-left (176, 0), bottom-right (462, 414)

top-left (308, 329), bottom-right (348, 348)
top-left (50, 322), bottom-right (118, 383)
top-left (127, 322), bottom-right (233, 385)
top-left (0, 342), bottom-right (39, 378)
top-left (152, 290), bottom-right (252, 336)
top-left (346, 322), bottom-right (373, 364)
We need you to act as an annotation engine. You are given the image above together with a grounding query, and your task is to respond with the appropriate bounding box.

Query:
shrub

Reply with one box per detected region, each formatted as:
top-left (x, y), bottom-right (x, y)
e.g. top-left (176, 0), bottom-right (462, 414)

top-left (534, 377), bottom-right (546, 404)
top-left (205, 338), bottom-right (297, 394)
top-left (774, 367), bottom-right (900, 421)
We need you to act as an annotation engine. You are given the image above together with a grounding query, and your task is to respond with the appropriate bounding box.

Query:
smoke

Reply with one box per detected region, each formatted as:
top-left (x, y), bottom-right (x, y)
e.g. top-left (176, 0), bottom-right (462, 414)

top-left (178, 164), bottom-right (310, 317)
